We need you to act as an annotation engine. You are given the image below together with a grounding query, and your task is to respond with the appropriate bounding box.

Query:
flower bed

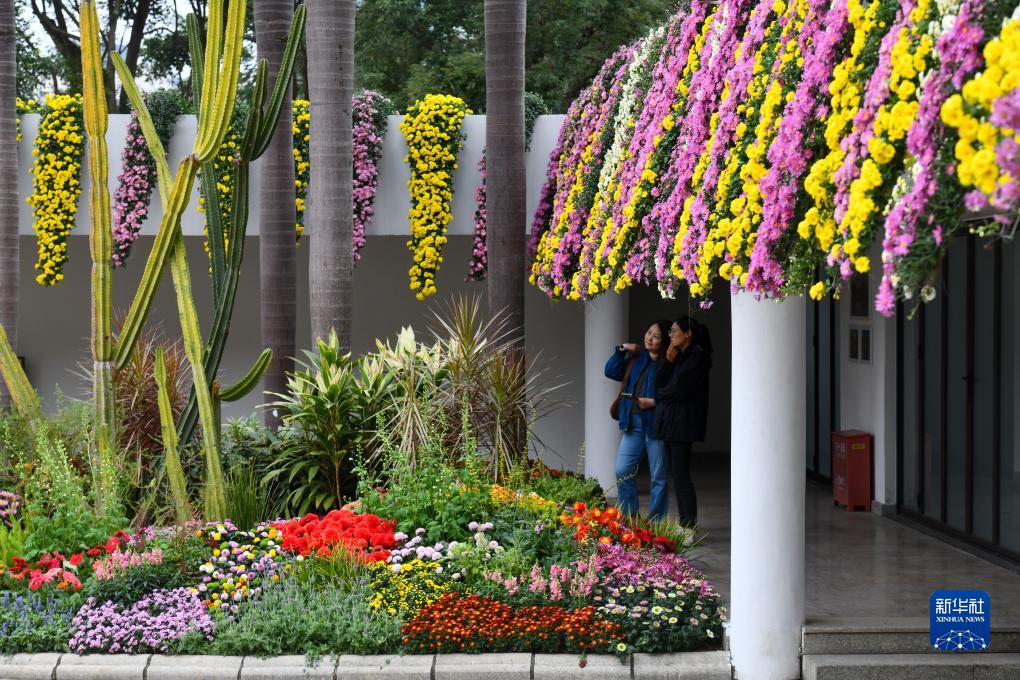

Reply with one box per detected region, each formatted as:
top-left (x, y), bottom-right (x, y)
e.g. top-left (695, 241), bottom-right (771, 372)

top-left (0, 464), bottom-right (723, 660)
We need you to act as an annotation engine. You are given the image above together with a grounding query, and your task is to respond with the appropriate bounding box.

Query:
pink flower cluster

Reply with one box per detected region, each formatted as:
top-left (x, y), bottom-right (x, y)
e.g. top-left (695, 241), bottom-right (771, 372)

top-left (468, 152), bottom-right (487, 281)
top-left (751, 0), bottom-right (852, 292)
top-left (91, 548), bottom-right (164, 581)
top-left (484, 552), bottom-right (598, 602)
top-left (111, 112), bottom-right (157, 267)
top-left (352, 91), bottom-right (392, 261)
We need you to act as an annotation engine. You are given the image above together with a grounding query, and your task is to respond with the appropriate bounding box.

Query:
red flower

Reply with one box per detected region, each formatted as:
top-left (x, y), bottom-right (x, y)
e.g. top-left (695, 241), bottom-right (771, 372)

top-left (69, 553), bottom-right (84, 567)
top-left (103, 537), bottom-right (120, 554)
top-left (86, 547), bottom-right (101, 557)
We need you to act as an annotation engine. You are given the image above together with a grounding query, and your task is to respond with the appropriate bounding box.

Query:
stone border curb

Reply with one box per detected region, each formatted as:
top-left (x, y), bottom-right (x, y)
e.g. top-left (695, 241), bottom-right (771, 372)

top-left (0, 651), bottom-right (731, 680)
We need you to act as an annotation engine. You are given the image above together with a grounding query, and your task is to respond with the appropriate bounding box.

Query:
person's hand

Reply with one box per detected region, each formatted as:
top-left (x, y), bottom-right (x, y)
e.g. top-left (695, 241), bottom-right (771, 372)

top-left (636, 397), bottom-right (655, 410)
top-left (621, 342), bottom-right (639, 353)
top-left (666, 344), bottom-right (679, 362)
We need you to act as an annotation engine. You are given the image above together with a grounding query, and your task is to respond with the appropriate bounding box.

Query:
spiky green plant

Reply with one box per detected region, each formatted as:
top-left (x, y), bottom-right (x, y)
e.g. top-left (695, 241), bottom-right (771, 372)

top-left (175, 7), bottom-right (307, 444)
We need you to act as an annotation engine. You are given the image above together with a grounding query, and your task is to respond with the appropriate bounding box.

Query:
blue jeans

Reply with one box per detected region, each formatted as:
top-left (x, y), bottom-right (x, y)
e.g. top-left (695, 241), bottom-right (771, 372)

top-left (614, 421), bottom-right (668, 521)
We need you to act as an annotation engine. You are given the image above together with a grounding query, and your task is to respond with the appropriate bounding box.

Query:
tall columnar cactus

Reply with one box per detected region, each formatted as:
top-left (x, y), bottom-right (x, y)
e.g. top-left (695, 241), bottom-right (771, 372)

top-left (111, 0), bottom-right (250, 520)
top-left (79, 1), bottom-right (127, 513)
top-left (154, 348), bottom-right (193, 525)
top-left (175, 6), bottom-right (306, 444)
top-left (0, 0), bottom-right (269, 520)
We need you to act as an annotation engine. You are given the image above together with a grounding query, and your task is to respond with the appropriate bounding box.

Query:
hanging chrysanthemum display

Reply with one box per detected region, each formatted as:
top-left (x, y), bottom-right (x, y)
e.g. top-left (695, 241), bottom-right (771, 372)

top-left (293, 98), bottom-right (310, 243)
top-left (291, 92), bottom-right (391, 257)
top-left (468, 92), bottom-right (547, 281)
top-left (400, 93), bottom-right (471, 300)
top-left (112, 90), bottom-right (185, 267)
top-left (198, 102), bottom-right (247, 264)
top-left (352, 91), bottom-right (394, 261)
top-left (27, 93), bottom-right (85, 286)
top-left (527, 0), bottom-right (1020, 316)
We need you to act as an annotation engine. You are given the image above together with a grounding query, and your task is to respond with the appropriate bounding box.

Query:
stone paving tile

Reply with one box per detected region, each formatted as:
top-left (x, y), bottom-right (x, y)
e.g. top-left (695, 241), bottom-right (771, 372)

top-left (147, 654), bottom-right (243, 680)
top-left (434, 653), bottom-right (531, 680)
top-left (533, 654), bottom-right (630, 679)
top-left (240, 655), bottom-right (335, 679)
top-left (632, 651), bottom-right (731, 680)
top-left (55, 654), bottom-right (148, 680)
top-left (335, 654), bottom-right (433, 679)
top-left (0, 653), bottom-right (63, 680)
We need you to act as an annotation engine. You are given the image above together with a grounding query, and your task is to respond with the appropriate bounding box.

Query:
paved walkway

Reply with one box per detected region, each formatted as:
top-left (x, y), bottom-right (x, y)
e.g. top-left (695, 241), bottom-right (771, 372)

top-left (637, 453), bottom-right (1020, 618)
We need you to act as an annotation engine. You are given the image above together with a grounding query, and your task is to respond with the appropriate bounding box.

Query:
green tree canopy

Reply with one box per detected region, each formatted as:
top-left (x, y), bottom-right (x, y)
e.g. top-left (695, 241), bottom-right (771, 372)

top-left (355, 0), bottom-right (676, 113)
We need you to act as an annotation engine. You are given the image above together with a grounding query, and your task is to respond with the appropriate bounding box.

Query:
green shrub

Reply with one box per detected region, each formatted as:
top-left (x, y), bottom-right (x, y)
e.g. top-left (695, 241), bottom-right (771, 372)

top-left (83, 558), bottom-right (191, 606)
top-left (180, 578), bottom-right (403, 657)
top-left (0, 591), bottom-right (79, 654)
top-left (358, 427), bottom-right (493, 541)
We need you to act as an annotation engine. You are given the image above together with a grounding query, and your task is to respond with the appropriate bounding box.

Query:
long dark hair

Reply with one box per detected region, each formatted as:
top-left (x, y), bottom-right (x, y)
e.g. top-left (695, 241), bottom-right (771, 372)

top-left (675, 316), bottom-right (713, 365)
top-left (652, 318), bottom-right (671, 354)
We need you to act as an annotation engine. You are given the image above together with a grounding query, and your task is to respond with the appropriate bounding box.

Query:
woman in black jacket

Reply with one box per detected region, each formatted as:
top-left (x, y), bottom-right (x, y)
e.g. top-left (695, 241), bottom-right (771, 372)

top-left (654, 316), bottom-right (712, 526)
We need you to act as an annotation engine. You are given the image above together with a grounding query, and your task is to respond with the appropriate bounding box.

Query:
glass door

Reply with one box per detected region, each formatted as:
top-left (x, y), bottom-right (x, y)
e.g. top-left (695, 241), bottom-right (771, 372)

top-left (897, 234), bottom-right (1019, 562)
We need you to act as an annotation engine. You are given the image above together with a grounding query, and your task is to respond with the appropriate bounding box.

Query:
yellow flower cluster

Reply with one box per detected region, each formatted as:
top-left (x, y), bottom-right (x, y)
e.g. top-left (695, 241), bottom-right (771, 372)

top-left (943, 19), bottom-right (1020, 197)
top-left (799, 0), bottom-right (887, 299)
top-left (27, 93), bottom-right (84, 286)
top-left (292, 98), bottom-right (310, 242)
top-left (198, 129), bottom-right (240, 264)
top-left (400, 94), bottom-right (471, 300)
top-left (16, 97), bottom-right (36, 144)
top-left (490, 483), bottom-right (560, 518)
top-left (828, 0), bottom-right (934, 282)
top-left (368, 559), bottom-right (453, 617)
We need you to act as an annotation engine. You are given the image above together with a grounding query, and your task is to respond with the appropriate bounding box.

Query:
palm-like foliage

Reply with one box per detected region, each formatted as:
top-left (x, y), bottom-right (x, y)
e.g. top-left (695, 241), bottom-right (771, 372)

top-left (267, 330), bottom-right (382, 514)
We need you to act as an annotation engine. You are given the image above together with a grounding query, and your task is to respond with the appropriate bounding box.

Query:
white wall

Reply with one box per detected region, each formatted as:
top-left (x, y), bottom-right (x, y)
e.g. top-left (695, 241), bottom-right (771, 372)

top-left (837, 242), bottom-right (898, 507)
top-left (12, 112), bottom-right (585, 470)
top-left (16, 113), bottom-right (565, 239)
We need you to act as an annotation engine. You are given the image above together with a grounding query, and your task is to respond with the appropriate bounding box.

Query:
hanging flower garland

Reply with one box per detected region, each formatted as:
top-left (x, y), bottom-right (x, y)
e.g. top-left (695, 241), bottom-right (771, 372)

top-left (681, 0), bottom-right (787, 300)
top-left (530, 43), bottom-right (644, 298)
top-left (198, 102), bottom-right (247, 263)
top-left (575, 25), bottom-right (667, 298)
top-left (946, 16), bottom-right (1020, 218)
top-left (353, 91), bottom-right (394, 261)
top-left (468, 92), bottom-right (547, 281)
top-left (400, 93), bottom-right (471, 300)
top-left (291, 92), bottom-right (391, 258)
top-left (468, 153), bottom-right (488, 281)
top-left (27, 93), bottom-right (84, 286)
top-left (876, 0), bottom-right (1013, 313)
top-left (689, 0), bottom-right (830, 301)
top-left (527, 0), bottom-right (1020, 315)
top-left (112, 90), bottom-right (185, 267)
top-left (617, 4), bottom-right (715, 292)
top-left (293, 98), bottom-right (310, 243)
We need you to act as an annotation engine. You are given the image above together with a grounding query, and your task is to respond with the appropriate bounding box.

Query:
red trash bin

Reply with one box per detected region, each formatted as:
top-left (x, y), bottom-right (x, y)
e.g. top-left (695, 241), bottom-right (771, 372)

top-left (831, 430), bottom-right (872, 512)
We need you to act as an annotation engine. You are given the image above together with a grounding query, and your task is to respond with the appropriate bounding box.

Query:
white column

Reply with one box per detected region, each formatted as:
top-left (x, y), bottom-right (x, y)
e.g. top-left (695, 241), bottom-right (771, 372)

top-left (730, 294), bottom-right (806, 680)
top-left (584, 292), bottom-right (629, 496)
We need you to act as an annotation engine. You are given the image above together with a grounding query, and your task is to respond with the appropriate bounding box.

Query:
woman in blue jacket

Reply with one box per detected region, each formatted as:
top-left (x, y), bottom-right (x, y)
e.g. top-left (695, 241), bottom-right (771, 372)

top-left (604, 319), bottom-right (672, 521)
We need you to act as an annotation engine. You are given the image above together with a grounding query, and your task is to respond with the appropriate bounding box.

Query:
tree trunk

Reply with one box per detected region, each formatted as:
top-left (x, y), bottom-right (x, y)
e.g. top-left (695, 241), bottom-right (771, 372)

top-left (485, 0), bottom-right (527, 462)
top-left (307, 0), bottom-right (355, 350)
top-left (255, 0), bottom-right (296, 428)
top-left (485, 0), bottom-right (527, 342)
top-left (0, 0), bottom-right (16, 408)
